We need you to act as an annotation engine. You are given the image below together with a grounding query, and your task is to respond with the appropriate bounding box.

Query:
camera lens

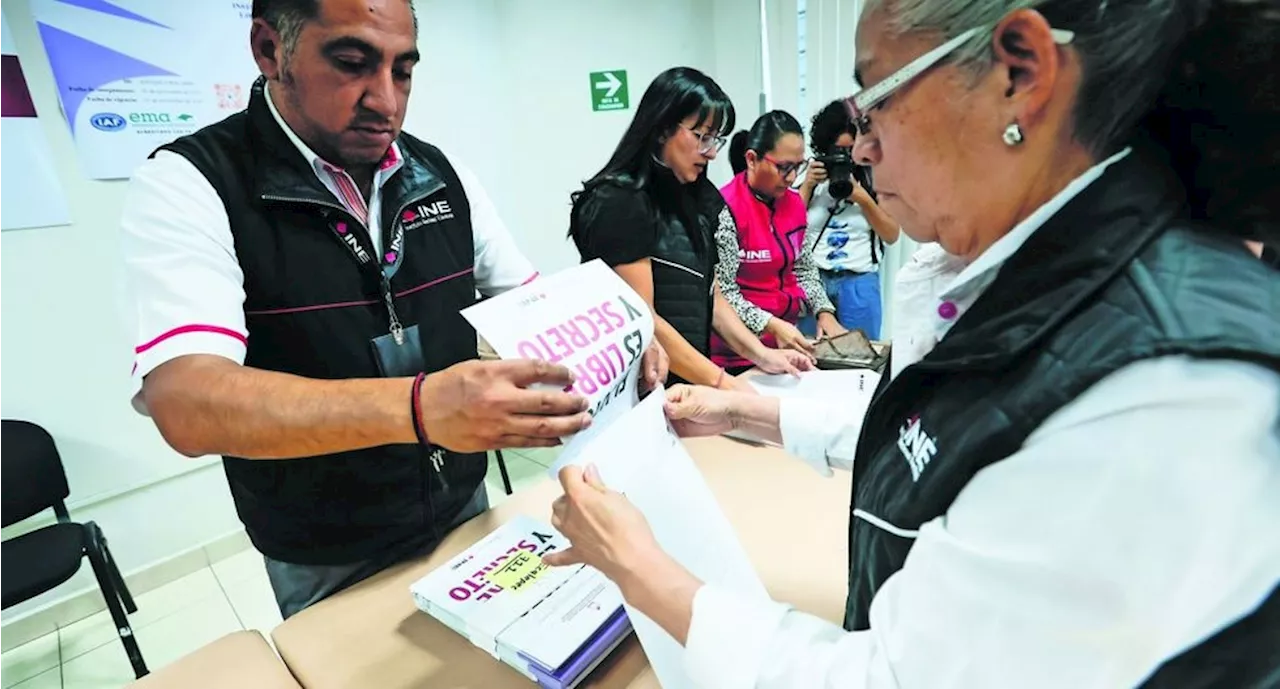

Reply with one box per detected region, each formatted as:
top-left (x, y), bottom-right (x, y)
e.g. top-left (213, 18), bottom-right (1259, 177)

top-left (830, 179), bottom-right (854, 199)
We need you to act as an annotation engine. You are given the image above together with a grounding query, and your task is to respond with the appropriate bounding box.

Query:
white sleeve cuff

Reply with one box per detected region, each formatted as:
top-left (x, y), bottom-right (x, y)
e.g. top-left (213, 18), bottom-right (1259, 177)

top-left (448, 154), bottom-right (538, 296)
top-left (685, 585), bottom-right (791, 689)
top-left (778, 398), bottom-right (839, 477)
top-left (130, 328), bottom-right (247, 415)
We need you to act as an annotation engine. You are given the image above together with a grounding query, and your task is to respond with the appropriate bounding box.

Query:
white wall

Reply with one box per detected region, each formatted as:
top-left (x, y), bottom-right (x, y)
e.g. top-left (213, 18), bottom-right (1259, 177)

top-left (1, 0), bottom-right (763, 628)
top-left (773, 0), bottom-right (920, 337)
top-left (0, 0), bottom-right (244, 625)
top-left (405, 0), bottom-right (764, 275)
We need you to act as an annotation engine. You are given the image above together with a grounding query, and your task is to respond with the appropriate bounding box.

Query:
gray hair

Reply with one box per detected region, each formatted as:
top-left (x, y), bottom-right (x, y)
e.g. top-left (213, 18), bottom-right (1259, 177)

top-left (862, 0), bottom-right (1211, 155)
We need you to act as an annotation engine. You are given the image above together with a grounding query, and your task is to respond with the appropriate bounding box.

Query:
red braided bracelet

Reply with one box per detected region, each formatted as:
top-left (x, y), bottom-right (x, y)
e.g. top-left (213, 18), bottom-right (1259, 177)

top-left (410, 372), bottom-right (429, 446)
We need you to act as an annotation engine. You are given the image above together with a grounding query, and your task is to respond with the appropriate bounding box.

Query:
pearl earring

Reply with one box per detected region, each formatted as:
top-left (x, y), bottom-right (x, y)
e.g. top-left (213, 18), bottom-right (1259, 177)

top-left (1002, 122), bottom-right (1024, 146)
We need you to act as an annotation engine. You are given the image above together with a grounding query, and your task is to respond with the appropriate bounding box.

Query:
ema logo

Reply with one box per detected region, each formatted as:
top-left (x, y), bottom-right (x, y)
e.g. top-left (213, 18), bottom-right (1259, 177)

top-left (128, 112), bottom-right (192, 125)
top-left (739, 248), bottom-right (772, 263)
top-left (89, 113), bottom-right (127, 132)
top-left (402, 199), bottom-right (455, 230)
top-left (897, 414), bottom-right (938, 482)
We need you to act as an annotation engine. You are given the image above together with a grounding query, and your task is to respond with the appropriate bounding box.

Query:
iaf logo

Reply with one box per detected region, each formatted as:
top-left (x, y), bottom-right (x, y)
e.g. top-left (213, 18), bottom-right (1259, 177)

top-left (89, 112), bottom-right (127, 132)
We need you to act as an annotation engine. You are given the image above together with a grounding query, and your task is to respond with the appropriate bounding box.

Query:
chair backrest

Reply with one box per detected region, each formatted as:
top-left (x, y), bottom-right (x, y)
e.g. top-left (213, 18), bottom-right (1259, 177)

top-left (1, 420), bottom-right (71, 527)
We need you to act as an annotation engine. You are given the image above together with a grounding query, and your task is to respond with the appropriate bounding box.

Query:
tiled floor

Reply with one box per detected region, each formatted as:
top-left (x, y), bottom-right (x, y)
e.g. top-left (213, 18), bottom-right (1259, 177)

top-left (0, 450), bottom-right (555, 689)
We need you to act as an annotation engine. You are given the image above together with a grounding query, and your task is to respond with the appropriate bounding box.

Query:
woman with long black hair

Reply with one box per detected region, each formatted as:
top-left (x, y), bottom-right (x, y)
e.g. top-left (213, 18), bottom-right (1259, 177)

top-left (569, 67), bottom-right (813, 389)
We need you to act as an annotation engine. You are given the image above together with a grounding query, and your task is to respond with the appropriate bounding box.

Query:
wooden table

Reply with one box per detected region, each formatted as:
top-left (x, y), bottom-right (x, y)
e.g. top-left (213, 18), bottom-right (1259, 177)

top-left (271, 436), bottom-right (850, 689)
top-left (127, 631), bottom-right (301, 689)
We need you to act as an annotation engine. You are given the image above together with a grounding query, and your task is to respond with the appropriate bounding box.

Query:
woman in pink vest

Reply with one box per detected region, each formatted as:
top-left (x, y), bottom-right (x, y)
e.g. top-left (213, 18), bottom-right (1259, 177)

top-left (712, 111), bottom-right (847, 372)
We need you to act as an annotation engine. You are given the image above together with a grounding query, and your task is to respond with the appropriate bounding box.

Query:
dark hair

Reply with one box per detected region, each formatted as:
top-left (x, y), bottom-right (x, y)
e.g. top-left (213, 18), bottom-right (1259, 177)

top-left (569, 67), bottom-right (734, 248)
top-left (252, 0), bottom-right (417, 62)
top-left (573, 68), bottom-right (734, 197)
top-left (728, 131), bottom-right (750, 174)
top-left (1138, 0), bottom-right (1279, 246)
top-left (809, 100), bottom-right (858, 157)
top-left (727, 110), bottom-right (804, 175)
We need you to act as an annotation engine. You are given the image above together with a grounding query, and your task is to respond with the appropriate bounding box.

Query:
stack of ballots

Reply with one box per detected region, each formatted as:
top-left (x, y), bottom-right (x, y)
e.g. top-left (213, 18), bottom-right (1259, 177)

top-left (410, 515), bottom-right (632, 689)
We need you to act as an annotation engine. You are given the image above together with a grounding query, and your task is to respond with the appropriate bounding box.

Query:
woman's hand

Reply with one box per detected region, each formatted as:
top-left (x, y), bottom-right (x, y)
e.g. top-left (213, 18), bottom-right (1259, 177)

top-left (765, 318), bottom-right (816, 355)
top-left (639, 340), bottom-right (670, 395)
top-left (728, 374), bottom-right (760, 395)
top-left (543, 465), bottom-right (661, 583)
top-left (816, 312), bottom-right (848, 339)
top-left (850, 178), bottom-right (875, 206)
top-left (544, 465), bottom-right (703, 646)
top-left (753, 347), bottom-right (815, 377)
top-left (800, 159), bottom-right (828, 196)
top-left (664, 384), bottom-right (743, 437)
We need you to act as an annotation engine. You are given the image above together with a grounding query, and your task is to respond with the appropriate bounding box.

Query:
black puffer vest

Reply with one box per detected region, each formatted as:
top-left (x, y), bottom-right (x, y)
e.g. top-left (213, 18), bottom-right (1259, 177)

top-left (572, 165), bottom-right (724, 365)
top-left (647, 170), bottom-right (723, 361)
top-left (155, 77), bottom-right (487, 565)
top-left (846, 152), bottom-right (1280, 686)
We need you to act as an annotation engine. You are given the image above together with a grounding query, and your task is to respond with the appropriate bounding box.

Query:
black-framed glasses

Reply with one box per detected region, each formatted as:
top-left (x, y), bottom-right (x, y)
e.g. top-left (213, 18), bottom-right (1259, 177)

top-left (846, 26), bottom-right (1075, 136)
top-left (684, 126), bottom-right (728, 154)
top-left (763, 154), bottom-right (809, 179)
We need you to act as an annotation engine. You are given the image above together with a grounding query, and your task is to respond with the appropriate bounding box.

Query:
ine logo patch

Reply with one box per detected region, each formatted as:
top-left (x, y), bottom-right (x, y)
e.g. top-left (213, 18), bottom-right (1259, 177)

top-left (897, 414), bottom-right (938, 482)
top-left (402, 199), bottom-right (456, 231)
top-left (738, 248), bottom-right (772, 263)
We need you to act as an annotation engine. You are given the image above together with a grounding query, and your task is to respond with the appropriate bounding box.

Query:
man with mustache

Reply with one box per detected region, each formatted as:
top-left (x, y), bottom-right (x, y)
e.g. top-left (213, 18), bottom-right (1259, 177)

top-left (118, 0), bottom-right (667, 618)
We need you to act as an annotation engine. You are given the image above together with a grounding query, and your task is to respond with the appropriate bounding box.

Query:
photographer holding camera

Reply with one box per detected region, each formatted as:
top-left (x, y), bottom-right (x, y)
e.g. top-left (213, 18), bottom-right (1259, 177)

top-left (798, 100), bottom-right (901, 339)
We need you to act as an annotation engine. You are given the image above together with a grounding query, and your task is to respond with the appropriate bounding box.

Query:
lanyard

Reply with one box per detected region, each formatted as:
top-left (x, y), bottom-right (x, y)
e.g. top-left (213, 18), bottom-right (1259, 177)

top-left (327, 214), bottom-right (410, 343)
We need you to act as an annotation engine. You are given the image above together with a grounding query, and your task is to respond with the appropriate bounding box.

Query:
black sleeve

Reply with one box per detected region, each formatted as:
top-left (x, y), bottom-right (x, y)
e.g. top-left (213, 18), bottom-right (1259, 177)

top-left (1263, 244), bottom-right (1280, 269)
top-left (573, 185), bottom-right (657, 267)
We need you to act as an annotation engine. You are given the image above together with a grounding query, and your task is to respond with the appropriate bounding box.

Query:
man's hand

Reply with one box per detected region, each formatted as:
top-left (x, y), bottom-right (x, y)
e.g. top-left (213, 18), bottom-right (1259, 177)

top-left (816, 312), bottom-right (848, 339)
top-left (765, 317), bottom-right (816, 355)
top-left (639, 340), bottom-right (669, 395)
top-left (417, 359), bottom-right (592, 452)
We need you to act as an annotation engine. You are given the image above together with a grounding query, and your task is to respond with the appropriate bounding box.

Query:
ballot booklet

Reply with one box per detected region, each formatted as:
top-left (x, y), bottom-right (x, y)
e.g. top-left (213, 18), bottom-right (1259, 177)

top-left (410, 515), bottom-right (632, 689)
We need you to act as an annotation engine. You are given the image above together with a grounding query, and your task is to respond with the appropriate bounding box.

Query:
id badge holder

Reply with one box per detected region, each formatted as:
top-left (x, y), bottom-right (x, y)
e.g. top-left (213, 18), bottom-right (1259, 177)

top-left (370, 324), bottom-right (425, 377)
top-left (369, 273), bottom-right (425, 377)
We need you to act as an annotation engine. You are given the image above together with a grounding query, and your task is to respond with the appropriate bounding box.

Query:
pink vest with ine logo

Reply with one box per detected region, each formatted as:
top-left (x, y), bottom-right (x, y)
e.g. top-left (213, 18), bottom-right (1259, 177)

top-left (711, 172), bottom-right (808, 368)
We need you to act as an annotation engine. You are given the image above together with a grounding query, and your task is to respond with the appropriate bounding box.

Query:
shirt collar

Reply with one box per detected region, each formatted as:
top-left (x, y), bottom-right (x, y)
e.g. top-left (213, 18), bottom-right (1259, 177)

top-left (263, 82), bottom-right (403, 182)
top-left (940, 147), bottom-right (1133, 303)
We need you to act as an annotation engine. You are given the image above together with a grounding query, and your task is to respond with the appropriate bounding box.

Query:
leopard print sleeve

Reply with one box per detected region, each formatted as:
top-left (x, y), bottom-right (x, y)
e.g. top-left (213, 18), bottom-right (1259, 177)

top-left (713, 206), bottom-right (773, 334)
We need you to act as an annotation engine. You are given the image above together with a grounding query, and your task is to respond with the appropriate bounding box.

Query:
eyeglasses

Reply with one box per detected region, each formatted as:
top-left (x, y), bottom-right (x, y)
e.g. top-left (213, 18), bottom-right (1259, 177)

top-left (764, 155), bottom-right (809, 179)
top-left (684, 126), bottom-right (728, 154)
top-left (846, 26), bottom-right (1075, 136)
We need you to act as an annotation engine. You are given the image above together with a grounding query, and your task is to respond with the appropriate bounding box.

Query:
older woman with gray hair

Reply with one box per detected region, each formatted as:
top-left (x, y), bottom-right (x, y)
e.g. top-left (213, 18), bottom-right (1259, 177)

top-left (544, 0), bottom-right (1279, 687)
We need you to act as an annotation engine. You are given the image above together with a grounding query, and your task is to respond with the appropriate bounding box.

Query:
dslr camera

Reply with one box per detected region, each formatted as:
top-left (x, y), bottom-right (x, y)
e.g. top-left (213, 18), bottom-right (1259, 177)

top-left (814, 147), bottom-right (876, 202)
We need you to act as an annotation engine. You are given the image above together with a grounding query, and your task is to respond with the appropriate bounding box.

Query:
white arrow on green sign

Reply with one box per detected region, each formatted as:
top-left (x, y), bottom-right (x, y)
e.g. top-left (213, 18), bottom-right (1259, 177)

top-left (589, 70), bottom-right (629, 112)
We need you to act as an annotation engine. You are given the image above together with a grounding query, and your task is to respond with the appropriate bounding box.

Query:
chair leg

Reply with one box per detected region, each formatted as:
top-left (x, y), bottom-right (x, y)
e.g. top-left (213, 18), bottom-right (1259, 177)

top-left (495, 450), bottom-right (514, 496)
top-left (101, 533), bottom-right (137, 614)
top-left (85, 524), bottom-right (148, 679)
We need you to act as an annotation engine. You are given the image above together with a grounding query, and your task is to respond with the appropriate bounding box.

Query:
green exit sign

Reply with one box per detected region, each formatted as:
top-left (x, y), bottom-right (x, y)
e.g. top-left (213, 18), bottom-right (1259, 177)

top-left (589, 70), bottom-right (629, 112)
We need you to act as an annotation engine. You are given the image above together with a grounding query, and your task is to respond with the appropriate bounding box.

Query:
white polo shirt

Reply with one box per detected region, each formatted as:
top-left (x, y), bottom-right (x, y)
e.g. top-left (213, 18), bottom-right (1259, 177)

top-left (683, 149), bottom-right (1280, 688)
top-left (120, 86), bottom-right (538, 413)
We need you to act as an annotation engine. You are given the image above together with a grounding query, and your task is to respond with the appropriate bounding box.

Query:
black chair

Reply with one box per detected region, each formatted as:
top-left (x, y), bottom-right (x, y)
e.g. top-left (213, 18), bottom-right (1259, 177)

top-left (1, 420), bottom-right (148, 679)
